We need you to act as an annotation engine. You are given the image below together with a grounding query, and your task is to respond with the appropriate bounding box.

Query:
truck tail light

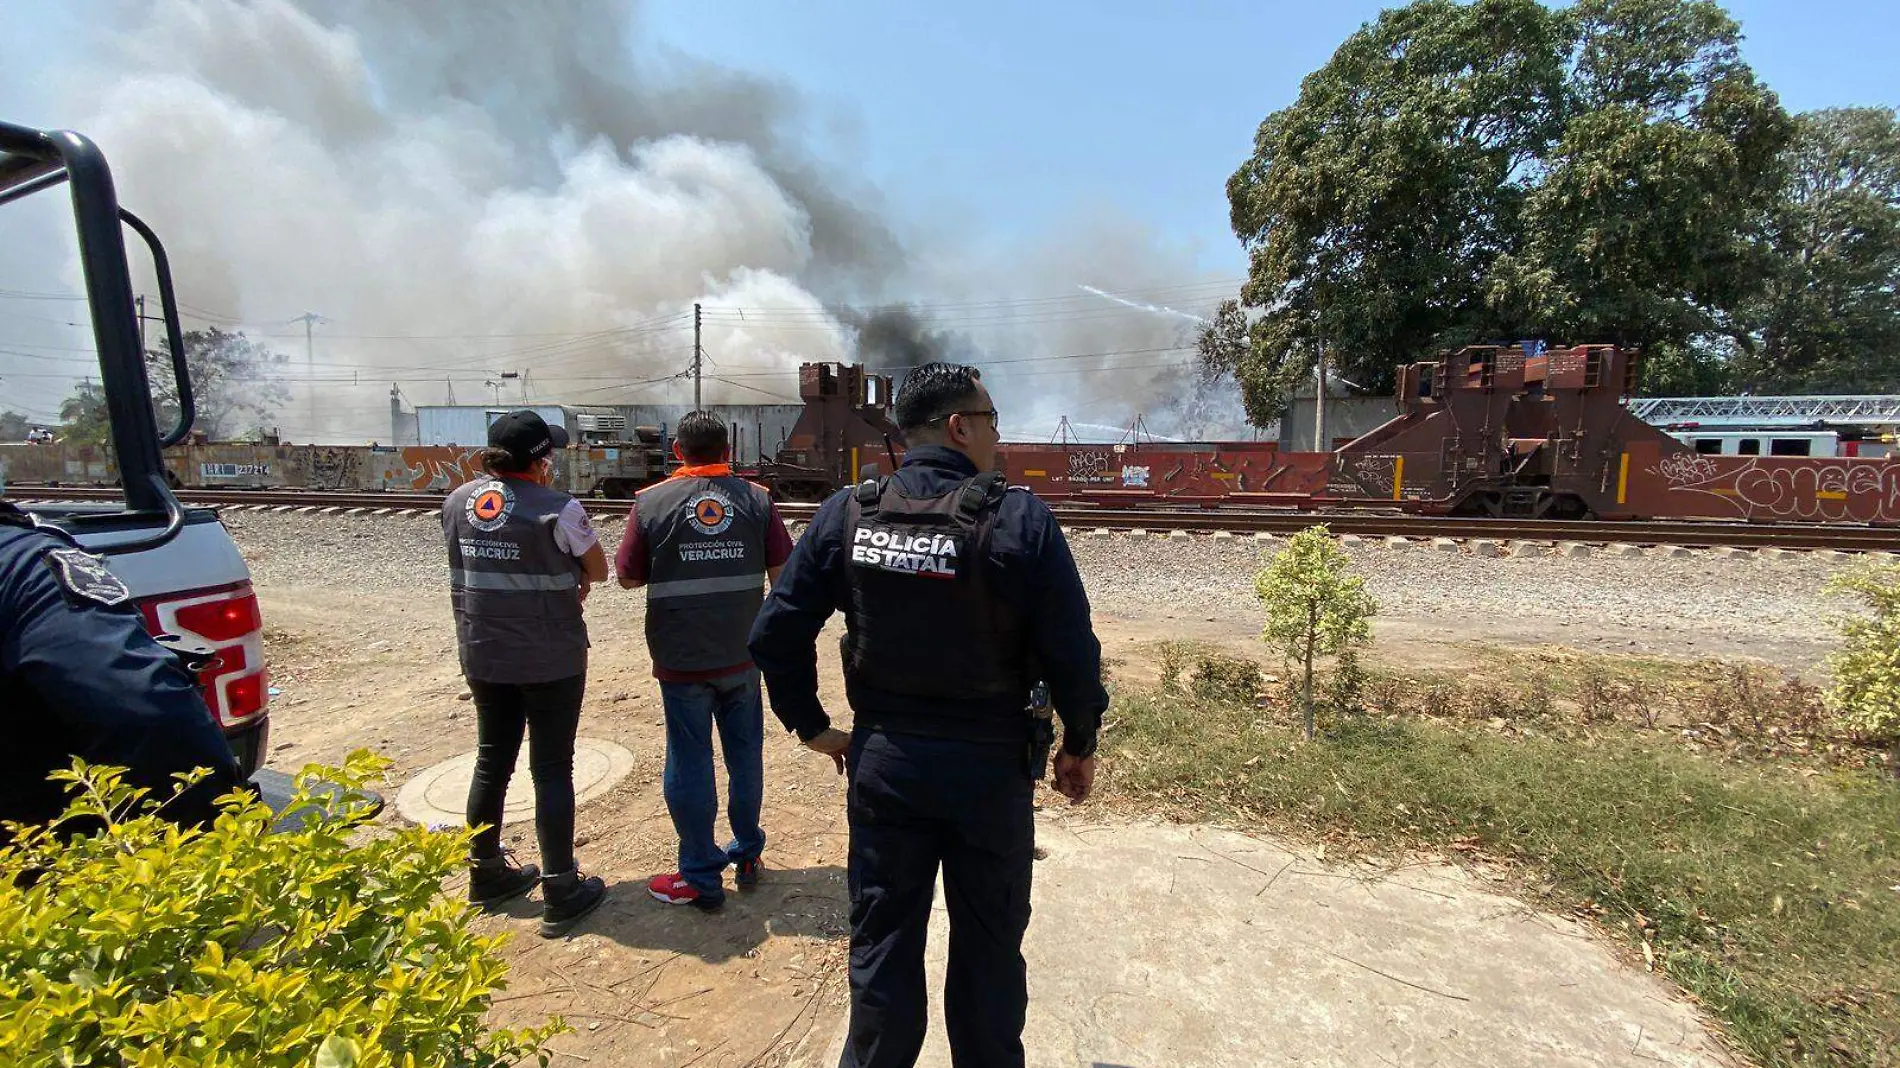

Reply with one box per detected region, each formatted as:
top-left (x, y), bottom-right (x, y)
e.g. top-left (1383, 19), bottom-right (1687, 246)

top-left (139, 582), bottom-right (269, 729)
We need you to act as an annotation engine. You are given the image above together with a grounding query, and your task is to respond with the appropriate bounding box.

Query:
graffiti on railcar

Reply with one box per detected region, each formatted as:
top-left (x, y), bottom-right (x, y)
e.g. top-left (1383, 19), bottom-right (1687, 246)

top-left (309, 446), bottom-right (361, 489)
top-left (1648, 452), bottom-right (1900, 524)
top-left (397, 447), bottom-right (482, 492)
top-left (1331, 453), bottom-right (1401, 499)
top-left (1066, 450), bottom-right (1113, 485)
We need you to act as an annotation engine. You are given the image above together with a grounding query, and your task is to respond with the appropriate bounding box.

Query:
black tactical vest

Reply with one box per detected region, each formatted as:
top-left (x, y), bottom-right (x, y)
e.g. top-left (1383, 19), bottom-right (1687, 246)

top-left (634, 474), bottom-right (773, 673)
top-left (442, 476), bottom-right (589, 685)
top-left (840, 471), bottom-right (1029, 708)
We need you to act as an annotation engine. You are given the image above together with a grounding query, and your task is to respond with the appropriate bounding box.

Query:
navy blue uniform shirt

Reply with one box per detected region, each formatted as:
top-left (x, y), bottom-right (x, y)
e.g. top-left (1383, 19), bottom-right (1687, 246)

top-left (749, 445), bottom-right (1107, 758)
top-left (0, 503), bottom-right (244, 836)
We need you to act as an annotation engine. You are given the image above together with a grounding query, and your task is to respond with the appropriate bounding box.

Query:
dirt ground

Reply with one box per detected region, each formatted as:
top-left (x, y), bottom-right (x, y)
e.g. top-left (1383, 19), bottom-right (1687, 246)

top-left (248, 525), bottom-right (1819, 1067)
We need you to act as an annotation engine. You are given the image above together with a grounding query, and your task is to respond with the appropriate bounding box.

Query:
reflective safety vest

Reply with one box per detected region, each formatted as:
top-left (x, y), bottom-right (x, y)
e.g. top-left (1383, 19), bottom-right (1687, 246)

top-left (634, 474), bottom-right (773, 673)
top-left (442, 476), bottom-right (589, 684)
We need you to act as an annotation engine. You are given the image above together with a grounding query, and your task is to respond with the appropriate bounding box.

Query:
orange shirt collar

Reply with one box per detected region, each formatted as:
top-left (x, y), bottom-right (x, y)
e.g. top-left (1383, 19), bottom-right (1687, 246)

top-left (671, 462), bottom-right (732, 479)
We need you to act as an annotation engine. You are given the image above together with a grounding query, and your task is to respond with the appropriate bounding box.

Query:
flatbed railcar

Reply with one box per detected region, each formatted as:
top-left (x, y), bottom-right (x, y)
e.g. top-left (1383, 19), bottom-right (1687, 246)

top-left (0, 439), bottom-right (671, 498)
top-left (750, 350), bottom-right (1900, 526)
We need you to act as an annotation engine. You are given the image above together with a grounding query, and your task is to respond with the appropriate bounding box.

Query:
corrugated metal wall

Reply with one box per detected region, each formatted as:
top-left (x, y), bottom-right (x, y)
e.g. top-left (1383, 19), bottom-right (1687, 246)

top-left (412, 403), bottom-right (803, 464)
top-left (415, 406), bottom-right (568, 447)
top-left (1278, 397), bottom-right (1397, 451)
top-left (615, 405), bottom-right (804, 466)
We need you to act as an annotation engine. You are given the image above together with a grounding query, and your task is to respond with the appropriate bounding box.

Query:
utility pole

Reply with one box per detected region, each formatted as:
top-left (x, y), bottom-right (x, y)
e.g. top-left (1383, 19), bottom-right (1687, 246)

top-left (291, 312), bottom-right (325, 441)
top-left (692, 302), bottom-right (703, 410)
top-left (135, 294), bottom-right (147, 354)
top-left (1313, 346), bottom-right (1328, 452)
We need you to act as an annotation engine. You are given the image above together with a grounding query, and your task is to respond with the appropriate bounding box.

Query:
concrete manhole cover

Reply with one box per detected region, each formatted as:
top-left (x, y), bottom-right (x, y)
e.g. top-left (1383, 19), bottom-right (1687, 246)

top-left (394, 738), bottom-right (636, 828)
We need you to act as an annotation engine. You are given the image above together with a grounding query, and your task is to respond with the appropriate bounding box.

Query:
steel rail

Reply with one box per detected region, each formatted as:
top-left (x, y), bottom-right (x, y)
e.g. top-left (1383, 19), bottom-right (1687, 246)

top-left (10, 485), bottom-right (1897, 552)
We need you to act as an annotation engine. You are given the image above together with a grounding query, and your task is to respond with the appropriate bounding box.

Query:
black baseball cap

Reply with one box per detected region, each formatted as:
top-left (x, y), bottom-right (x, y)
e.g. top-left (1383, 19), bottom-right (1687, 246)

top-left (488, 410), bottom-right (568, 465)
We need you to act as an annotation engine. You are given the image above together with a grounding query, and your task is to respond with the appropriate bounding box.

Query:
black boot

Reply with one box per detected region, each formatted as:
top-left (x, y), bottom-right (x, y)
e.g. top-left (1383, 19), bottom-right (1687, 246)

top-left (539, 868), bottom-right (607, 938)
top-left (468, 850), bottom-right (540, 909)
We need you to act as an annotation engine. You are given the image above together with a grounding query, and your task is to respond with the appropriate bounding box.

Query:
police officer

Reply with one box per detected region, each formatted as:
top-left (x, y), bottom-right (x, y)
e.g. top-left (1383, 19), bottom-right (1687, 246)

top-left (442, 410), bottom-right (610, 938)
top-left (0, 500), bottom-right (246, 845)
top-left (749, 362), bottom-right (1108, 1068)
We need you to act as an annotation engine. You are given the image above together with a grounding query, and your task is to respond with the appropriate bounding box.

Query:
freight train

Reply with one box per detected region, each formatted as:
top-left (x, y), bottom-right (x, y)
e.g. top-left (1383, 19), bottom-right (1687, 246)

top-left (754, 347), bottom-right (1900, 526)
top-left (0, 437), bottom-right (673, 498)
top-left (6, 346), bottom-right (1897, 526)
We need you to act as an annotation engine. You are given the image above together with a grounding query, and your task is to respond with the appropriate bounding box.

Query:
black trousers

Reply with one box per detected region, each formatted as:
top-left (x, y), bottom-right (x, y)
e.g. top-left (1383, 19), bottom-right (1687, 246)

top-left (841, 729), bottom-right (1035, 1068)
top-left (465, 674), bottom-right (585, 874)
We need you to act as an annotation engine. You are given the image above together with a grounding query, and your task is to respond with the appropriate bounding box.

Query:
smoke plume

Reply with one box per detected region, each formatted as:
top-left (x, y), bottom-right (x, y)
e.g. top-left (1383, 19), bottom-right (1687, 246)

top-left (14, 0), bottom-right (1252, 443)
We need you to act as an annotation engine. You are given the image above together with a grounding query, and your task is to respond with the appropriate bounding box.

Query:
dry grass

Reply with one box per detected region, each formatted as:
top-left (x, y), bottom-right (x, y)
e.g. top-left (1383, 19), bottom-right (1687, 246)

top-left (1103, 647), bottom-right (1900, 1067)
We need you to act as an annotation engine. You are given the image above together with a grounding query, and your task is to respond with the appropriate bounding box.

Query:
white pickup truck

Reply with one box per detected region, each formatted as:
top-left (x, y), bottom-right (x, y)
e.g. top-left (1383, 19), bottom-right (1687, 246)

top-left (1, 121), bottom-right (270, 779)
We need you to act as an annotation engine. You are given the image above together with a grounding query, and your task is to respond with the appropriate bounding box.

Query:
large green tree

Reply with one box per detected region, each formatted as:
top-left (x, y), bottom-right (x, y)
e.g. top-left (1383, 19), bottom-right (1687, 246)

top-left (147, 327), bottom-right (291, 441)
top-left (1734, 107), bottom-right (1900, 392)
top-left (1215, 0), bottom-right (1792, 416)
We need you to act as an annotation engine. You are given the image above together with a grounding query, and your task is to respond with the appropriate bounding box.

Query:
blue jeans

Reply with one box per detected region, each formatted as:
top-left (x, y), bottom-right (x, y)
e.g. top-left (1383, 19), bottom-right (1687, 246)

top-left (659, 669), bottom-right (766, 897)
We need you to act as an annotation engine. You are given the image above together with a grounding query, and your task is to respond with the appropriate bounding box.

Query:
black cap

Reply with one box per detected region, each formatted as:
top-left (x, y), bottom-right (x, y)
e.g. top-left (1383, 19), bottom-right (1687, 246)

top-left (487, 410), bottom-right (568, 465)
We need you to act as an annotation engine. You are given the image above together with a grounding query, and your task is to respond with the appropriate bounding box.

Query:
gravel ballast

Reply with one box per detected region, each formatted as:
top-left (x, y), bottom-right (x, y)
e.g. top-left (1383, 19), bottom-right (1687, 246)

top-left (225, 510), bottom-right (1863, 670)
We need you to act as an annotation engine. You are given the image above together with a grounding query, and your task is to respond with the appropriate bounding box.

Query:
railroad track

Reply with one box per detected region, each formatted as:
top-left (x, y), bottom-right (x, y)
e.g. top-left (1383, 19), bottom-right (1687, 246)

top-left (10, 485), bottom-right (1899, 553)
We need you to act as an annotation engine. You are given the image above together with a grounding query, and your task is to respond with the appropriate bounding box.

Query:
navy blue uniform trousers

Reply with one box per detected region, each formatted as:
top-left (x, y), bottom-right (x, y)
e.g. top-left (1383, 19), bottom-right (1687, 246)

top-left (842, 729), bottom-right (1035, 1068)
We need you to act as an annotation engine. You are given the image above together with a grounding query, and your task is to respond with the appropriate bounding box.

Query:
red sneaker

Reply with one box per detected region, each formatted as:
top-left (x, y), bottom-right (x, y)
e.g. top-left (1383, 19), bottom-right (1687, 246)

top-left (647, 872), bottom-right (725, 912)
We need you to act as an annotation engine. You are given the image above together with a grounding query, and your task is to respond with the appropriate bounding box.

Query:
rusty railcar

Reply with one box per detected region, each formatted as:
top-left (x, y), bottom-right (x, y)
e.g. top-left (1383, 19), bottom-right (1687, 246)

top-left (0, 440), bottom-right (669, 498)
top-left (756, 362), bottom-right (907, 501)
top-left (1333, 344), bottom-right (1900, 523)
top-left (999, 442), bottom-right (1330, 505)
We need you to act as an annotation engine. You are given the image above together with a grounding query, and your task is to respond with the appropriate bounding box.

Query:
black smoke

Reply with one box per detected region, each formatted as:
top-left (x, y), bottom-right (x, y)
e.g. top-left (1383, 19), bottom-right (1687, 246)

top-left (840, 306), bottom-right (981, 385)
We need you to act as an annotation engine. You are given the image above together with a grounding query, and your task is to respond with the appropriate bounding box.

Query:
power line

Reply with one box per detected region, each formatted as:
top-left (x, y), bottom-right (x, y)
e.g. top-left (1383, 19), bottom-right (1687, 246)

top-left (701, 374), bottom-right (798, 402)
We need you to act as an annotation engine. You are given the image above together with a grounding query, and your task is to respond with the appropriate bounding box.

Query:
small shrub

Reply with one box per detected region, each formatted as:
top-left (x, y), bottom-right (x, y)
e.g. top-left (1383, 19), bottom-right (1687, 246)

top-left (1625, 679), bottom-right (1659, 730)
top-left (1578, 665), bottom-right (1611, 725)
top-left (1771, 677), bottom-right (1827, 737)
top-left (1190, 654), bottom-right (1263, 708)
top-left (1365, 675), bottom-right (1407, 716)
top-left (1420, 682), bottom-right (1459, 720)
top-left (1523, 675), bottom-right (1554, 719)
top-left (1823, 564), bottom-right (1900, 757)
top-left (1254, 525), bottom-right (1378, 738)
top-left (1158, 641), bottom-right (1193, 694)
top-left (1462, 684), bottom-right (1512, 722)
top-left (0, 754), bottom-right (560, 1068)
top-left (1324, 649), bottom-right (1368, 718)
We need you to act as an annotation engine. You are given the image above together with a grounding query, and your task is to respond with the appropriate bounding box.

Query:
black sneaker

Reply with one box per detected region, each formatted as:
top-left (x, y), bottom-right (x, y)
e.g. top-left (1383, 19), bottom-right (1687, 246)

top-left (539, 868), bottom-right (607, 938)
top-left (734, 855), bottom-right (763, 891)
top-left (467, 851), bottom-right (540, 909)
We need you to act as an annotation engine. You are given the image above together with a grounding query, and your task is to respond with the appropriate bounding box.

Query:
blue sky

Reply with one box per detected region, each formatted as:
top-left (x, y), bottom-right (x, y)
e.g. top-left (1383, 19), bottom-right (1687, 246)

top-left (637, 0), bottom-right (1900, 275)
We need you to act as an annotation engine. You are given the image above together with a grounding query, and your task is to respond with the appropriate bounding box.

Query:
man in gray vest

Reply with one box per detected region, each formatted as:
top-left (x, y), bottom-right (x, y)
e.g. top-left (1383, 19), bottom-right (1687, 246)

top-left (442, 409), bottom-right (610, 938)
top-left (614, 410), bottom-right (793, 912)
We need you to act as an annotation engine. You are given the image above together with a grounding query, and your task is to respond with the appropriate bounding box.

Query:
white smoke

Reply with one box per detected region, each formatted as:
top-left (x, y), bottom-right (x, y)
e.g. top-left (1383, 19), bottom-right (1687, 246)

top-left (1078, 284), bottom-right (1209, 325)
top-left (10, 0), bottom-right (1255, 443)
top-left (55, 0), bottom-right (861, 440)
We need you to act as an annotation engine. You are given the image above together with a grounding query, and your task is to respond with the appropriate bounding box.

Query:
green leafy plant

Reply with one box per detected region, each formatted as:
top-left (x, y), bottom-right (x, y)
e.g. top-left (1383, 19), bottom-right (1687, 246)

top-left (0, 752), bottom-right (561, 1068)
top-left (1823, 563), bottom-right (1900, 763)
top-left (1324, 648), bottom-right (1369, 719)
top-left (1254, 525), bottom-right (1378, 738)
